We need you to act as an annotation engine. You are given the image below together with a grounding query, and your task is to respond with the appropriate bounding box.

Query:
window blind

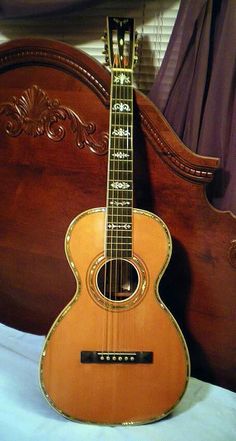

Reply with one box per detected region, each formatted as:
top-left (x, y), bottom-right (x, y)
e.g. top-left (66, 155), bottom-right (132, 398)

top-left (0, 0), bottom-right (179, 94)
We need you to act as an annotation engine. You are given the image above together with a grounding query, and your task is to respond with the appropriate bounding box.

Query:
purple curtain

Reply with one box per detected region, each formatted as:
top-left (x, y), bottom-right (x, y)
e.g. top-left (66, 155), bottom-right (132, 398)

top-left (149, 0), bottom-right (236, 214)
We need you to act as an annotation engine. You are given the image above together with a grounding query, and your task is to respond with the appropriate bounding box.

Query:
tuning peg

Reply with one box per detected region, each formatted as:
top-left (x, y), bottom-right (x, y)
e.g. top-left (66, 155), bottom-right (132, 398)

top-left (103, 54), bottom-right (109, 66)
top-left (103, 57), bottom-right (110, 66)
top-left (102, 46), bottom-right (108, 55)
top-left (101, 31), bottom-right (107, 42)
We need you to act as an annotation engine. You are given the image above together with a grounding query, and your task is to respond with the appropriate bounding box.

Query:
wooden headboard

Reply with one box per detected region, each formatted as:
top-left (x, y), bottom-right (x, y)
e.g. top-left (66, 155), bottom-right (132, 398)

top-left (0, 39), bottom-right (235, 391)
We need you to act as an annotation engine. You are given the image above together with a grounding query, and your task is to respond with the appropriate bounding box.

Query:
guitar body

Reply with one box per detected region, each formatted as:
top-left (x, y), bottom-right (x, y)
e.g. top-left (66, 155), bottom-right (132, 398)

top-left (40, 208), bottom-right (190, 424)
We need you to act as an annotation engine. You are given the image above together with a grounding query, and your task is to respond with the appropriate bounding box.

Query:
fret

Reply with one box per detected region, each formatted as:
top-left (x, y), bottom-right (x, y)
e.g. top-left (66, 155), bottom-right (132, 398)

top-left (109, 176), bottom-right (133, 181)
top-left (111, 135), bottom-right (131, 140)
top-left (106, 250), bottom-right (132, 254)
top-left (109, 175), bottom-right (133, 182)
top-left (111, 121), bottom-right (132, 127)
top-left (107, 209), bottom-right (132, 215)
top-left (109, 168), bottom-right (133, 172)
top-left (108, 187), bottom-right (132, 191)
top-left (107, 211), bottom-right (132, 217)
top-left (107, 207), bottom-right (132, 212)
top-left (106, 232), bottom-right (132, 238)
top-left (110, 159), bottom-right (132, 163)
top-left (105, 240), bottom-right (132, 247)
top-left (110, 178), bottom-right (133, 182)
top-left (111, 117), bottom-right (132, 123)
top-left (107, 216), bottom-right (132, 220)
top-left (112, 84), bottom-right (132, 89)
top-left (109, 176), bottom-right (133, 180)
top-left (107, 218), bottom-right (132, 223)
top-left (107, 185), bottom-right (132, 192)
top-left (108, 195), bottom-right (132, 201)
top-left (111, 123), bottom-right (132, 128)
top-left (106, 246), bottom-right (132, 250)
top-left (106, 251), bottom-right (132, 258)
top-left (109, 165), bottom-right (132, 170)
top-left (108, 190), bottom-right (132, 196)
top-left (106, 226), bottom-right (132, 229)
top-left (111, 97), bottom-right (133, 102)
top-left (112, 111), bottom-right (132, 116)
top-left (110, 146), bottom-right (132, 151)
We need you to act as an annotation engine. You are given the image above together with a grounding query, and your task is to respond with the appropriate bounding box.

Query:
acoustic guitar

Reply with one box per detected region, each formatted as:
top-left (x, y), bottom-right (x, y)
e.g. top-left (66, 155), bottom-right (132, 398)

top-left (40, 16), bottom-right (190, 425)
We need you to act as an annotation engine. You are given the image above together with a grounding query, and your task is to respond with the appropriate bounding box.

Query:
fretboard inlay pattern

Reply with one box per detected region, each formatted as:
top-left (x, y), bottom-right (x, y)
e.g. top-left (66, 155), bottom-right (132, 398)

top-left (106, 70), bottom-right (133, 258)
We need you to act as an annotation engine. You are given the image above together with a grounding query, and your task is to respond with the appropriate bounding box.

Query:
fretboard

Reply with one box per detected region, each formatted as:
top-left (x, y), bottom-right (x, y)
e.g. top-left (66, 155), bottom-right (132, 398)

top-left (105, 70), bottom-right (133, 258)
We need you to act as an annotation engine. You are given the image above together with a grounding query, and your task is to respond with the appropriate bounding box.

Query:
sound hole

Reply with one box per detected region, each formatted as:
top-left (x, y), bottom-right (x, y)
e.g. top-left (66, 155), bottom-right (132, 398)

top-left (97, 259), bottom-right (139, 302)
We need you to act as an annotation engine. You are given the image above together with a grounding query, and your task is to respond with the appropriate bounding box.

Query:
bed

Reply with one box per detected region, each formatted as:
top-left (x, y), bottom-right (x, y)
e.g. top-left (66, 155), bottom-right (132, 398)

top-left (0, 322), bottom-right (235, 441)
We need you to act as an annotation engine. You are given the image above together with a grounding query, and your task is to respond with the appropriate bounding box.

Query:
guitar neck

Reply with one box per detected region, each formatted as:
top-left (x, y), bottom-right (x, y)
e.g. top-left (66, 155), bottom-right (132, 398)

top-left (105, 69), bottom-right (134, 258)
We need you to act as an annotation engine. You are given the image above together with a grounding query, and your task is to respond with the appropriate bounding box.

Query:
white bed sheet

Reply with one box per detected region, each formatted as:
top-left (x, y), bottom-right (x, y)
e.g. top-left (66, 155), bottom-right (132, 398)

top-left (0, 323), bottom-right (235, 441)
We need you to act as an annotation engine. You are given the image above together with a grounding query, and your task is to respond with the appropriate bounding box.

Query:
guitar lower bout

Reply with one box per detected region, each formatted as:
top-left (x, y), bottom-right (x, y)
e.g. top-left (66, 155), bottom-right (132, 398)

top-left (39, 207), bottom-right (190, 425)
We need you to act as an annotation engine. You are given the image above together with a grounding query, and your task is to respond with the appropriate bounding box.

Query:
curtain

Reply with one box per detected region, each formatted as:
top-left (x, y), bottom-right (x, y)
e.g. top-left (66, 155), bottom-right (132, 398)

top-left (149, 0), bottom-right (236, 214)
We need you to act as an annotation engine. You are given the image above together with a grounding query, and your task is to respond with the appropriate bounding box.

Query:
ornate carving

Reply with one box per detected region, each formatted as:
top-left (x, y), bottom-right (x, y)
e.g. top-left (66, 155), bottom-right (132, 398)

top-left (228, 240), bottom-right (236, 268)
top-left (0, 85), bottom-right (108, 155)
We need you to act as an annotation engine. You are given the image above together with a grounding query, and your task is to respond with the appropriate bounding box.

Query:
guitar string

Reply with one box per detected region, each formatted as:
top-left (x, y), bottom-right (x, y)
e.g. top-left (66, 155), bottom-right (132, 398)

top-left (110, 56), bottom-right (119, 355)
top-left (115, 57), bottom-right (121, 353)
top-left (123, 67), bottom-right (128, 352)
top-left (113, 57), bottom-right (119, 354)
top-left (102, 60), bottom-right (116, 356)
top-left (123, 67), bottom-right (129, 351)
top-left (102, 68), bottom-right (111, 356)
top-left (128, 69), bottom-right (132, 351)
top-left (127, 69), bottom-right (133, 352)
top-left (120, 65), bottom-right (125, 352)
top-left (109, 61), bottom-right (117, 354)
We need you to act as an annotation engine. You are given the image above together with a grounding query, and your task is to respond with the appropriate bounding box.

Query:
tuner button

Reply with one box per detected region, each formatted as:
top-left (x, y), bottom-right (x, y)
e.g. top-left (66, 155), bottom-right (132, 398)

top-left (101, 31), bottom-right (107, 41)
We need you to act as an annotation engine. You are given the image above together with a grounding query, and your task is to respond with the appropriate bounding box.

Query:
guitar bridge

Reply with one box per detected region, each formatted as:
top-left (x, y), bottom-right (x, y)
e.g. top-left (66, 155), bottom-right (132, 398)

top-left (81, 351), bottom-right (153, 364)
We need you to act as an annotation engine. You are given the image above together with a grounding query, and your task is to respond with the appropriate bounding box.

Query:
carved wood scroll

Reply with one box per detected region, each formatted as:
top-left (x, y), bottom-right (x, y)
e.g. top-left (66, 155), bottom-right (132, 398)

top-left (0, 84), bottom-right (108, 155)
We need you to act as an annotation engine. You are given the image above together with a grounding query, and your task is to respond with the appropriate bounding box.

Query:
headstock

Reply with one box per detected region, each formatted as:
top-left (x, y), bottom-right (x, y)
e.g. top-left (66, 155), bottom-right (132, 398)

top-left (102, 17), bottom-right (138, 70)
